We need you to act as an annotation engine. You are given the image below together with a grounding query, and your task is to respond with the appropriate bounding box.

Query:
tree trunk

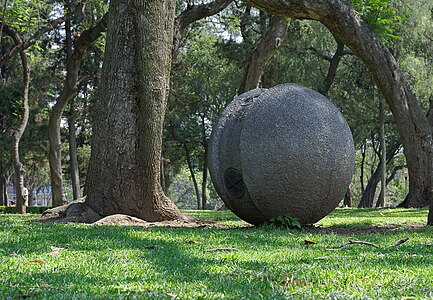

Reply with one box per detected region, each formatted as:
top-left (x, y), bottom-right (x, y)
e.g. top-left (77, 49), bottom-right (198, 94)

top-left (244, 0), bottom-right (433, 219)
top-left (68, 103), bottom-right (81, 200)
top-left (85, 0), bottom-right (184, 221)
top-left (360, 142), bottom-right (366, 194)
top-left (238, 15), bottom-right (288, 93)
top-left (0, 159), bottom-right (5, 206)
top-left (12, 49), bottom-right (30, 214)
top-left (359, 142), bottom-right (400, 208)
top-left (184, 143), bottom-right (201, 210)
top-left (3, 25), bottom-right (30, 214)
top-left (344, 183), bottom-right (352, 207)
top-left (376, 97), bottom-right (386, 208)
top-left (48, 13), bottom-right (107, 207)
top-left (318, 37), bottom-right (346, 96)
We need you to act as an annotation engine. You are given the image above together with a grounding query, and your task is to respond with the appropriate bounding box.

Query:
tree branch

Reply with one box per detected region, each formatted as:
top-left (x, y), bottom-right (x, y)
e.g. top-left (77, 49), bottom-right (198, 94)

top-left (173, 0), bottom-right (233, 60)
top-left (0, 4), bottom-right (83, 68)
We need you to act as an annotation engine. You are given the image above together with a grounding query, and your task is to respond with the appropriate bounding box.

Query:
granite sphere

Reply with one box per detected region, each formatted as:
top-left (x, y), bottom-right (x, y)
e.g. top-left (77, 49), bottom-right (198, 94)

top-left (208, 83), bottom-right (355, 225)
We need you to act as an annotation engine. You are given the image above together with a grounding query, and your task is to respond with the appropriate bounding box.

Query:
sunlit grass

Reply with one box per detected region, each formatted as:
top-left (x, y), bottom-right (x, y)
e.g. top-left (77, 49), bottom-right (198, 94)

top-left (1, 208), bottom-right (432, 299)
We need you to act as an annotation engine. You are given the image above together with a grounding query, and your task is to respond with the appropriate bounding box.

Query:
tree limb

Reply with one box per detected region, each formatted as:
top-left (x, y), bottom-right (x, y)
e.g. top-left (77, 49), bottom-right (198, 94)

top-left (0, 4), bottom-right (83, 68)
top-left (173, 0), bottom-right (233, 60)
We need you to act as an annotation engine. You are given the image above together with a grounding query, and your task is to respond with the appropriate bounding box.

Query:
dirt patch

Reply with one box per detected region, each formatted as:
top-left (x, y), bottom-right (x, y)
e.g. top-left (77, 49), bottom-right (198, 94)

top-left (93, 214), bottom-right (223, 228)
top-left (306, 222), bottom-right (426, 235)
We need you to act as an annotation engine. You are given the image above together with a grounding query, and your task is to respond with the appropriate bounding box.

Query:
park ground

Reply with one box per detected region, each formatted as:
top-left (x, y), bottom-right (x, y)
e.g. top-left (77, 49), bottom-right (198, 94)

top-left (1, 208), bottom-right (433, 299)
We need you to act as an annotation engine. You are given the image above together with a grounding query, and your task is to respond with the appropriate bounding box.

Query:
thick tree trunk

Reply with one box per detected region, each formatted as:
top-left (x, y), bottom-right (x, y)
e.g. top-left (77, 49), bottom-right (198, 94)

top-left (184, 143), bottom-right (201, 209)
top-left (244, 0), bottom-right (433, 217)
top-left (85, 0), bottom-right (184, 221)
top-left (48, 14), bottom-right (107, 207)
top-left (238, 15), bottom-right (288, 93)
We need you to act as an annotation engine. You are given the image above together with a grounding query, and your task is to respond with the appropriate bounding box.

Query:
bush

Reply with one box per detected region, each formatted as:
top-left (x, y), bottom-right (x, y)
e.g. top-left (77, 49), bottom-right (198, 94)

top-left (0, 206), bottom-right (50, 214)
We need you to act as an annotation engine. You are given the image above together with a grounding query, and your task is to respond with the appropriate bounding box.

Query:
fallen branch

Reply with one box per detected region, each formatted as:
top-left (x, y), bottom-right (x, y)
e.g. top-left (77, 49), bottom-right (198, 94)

top-left (205, 247), bottom-right (238, 252)
top-left (390, 237), bottom-right (409, 247)
top-left (326, 240), bottom-right (379, 251)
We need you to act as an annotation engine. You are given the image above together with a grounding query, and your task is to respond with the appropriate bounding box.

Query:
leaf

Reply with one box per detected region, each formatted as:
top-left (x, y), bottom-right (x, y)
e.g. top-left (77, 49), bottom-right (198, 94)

top-left (28, 259), bottom-right (46, 265)
top-left (10, 252), bottom-right (18, 257)
top-left (304, 240), bottom-right (318, 245)
top-left (46, 250), bottom-right (60, 256)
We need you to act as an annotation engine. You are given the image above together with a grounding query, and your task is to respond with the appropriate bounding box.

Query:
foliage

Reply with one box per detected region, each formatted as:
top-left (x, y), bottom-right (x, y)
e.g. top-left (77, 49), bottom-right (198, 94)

top-left (349, 0), bottom-right (408, 43)
top-left (266, 215), bottom-right (302, 229)
top-left (0, 205), bottom-right (49, 214)
top-left (1, 209), bottom-right (432, 299)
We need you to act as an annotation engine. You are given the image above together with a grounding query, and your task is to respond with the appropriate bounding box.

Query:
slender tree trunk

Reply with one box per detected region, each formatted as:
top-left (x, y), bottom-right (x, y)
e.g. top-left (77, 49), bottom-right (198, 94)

top-left (85, 0), bottom-right (184, 221)
top-left (0, 160), bottom-right (5, 206)
top-left (376, 97), bottom-right (386, 207)
top-left (344, 183), bottom-right (352, 207)
top-left (360, 142), bottom-right (366, 194)
top-left (244, 0), bottom-right (433, 222)
top-left (318, 37), bottom-right (346, 96)
top-left (184, 143), bottom-right (201, 209)
top-left (359, 142), bottom-right (400, 208)
top-left (12, 49), bottom-right (30, 214)
top-left (68, 104), bottom-right (81, 200)
top-left (48, 13), bottom-right (107, 207)
top-left (238, 15), bottom-right (288, 93)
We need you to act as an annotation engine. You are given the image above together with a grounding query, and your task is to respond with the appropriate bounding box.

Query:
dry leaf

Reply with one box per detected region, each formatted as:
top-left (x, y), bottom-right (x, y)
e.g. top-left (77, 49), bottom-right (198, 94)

top-left (28, 259), bottom-right (46, 265)
top-left (10, 252), bottom-right (18, 257)
top-left (46, 250), bottom-right (60, 256)
top-left (304, 240), bottom-right (318, 245)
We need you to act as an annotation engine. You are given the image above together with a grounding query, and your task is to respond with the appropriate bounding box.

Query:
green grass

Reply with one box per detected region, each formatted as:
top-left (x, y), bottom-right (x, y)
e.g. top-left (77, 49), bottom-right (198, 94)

top-left (1, 208), bottom-right (432, 299)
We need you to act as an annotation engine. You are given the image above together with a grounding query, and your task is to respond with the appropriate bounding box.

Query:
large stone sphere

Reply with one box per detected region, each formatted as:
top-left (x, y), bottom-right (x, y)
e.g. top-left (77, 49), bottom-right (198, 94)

top-left (208, 83), bottom-right (355, 225)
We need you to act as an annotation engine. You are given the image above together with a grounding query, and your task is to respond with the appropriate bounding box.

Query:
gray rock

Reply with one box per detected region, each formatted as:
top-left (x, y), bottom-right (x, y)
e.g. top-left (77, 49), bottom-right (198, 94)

top-left (208, 83), bottom-right (355, 225)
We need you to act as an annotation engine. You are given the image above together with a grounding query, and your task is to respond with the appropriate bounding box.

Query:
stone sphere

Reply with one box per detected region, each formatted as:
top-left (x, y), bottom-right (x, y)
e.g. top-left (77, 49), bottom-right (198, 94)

top-left (208, 83), bottom-right (355, 225)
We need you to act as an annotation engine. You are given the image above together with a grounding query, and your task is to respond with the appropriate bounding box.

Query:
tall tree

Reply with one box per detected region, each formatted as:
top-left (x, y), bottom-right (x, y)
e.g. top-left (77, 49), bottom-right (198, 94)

top-left (2, 25), bottom-right (30, 213)
top-left (48, 13), bottom-right (107, 207)
top-left (84, 0), bottom-right (185, 221)
top-left (244, 0), bottom-right (433, 224)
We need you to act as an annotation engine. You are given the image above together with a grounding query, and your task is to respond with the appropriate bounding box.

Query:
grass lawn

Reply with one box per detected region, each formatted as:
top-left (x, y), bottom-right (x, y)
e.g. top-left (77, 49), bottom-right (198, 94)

top-left (1, 208), bottom-right (432, 299)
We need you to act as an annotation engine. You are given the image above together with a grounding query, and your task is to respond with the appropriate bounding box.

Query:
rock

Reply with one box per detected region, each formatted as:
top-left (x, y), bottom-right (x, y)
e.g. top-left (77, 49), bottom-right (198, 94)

top-left (39, 198), bottom-right (102, 223)
top-left (209, 83), bottom-right (355, 225)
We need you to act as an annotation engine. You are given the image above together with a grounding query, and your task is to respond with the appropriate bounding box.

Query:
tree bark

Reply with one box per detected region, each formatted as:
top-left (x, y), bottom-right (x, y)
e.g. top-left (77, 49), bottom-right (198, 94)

top-left (360, 142), bottom-right (366, 194)
top-left (85, 0), bottom-right (184, 221)
top-left (184, 143), bottom-right (201, 209)
top-left (48, 14), bottom-right (107, 207)
top-left (238, 15), bottom-right (288, 93)
top-left (244, 0), bottom-right (433, 216)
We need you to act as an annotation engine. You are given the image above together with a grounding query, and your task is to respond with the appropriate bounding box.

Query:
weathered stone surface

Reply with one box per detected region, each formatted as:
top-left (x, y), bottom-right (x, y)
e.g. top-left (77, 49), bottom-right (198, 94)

top-left (209, 83), bottom-right (355, 225)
